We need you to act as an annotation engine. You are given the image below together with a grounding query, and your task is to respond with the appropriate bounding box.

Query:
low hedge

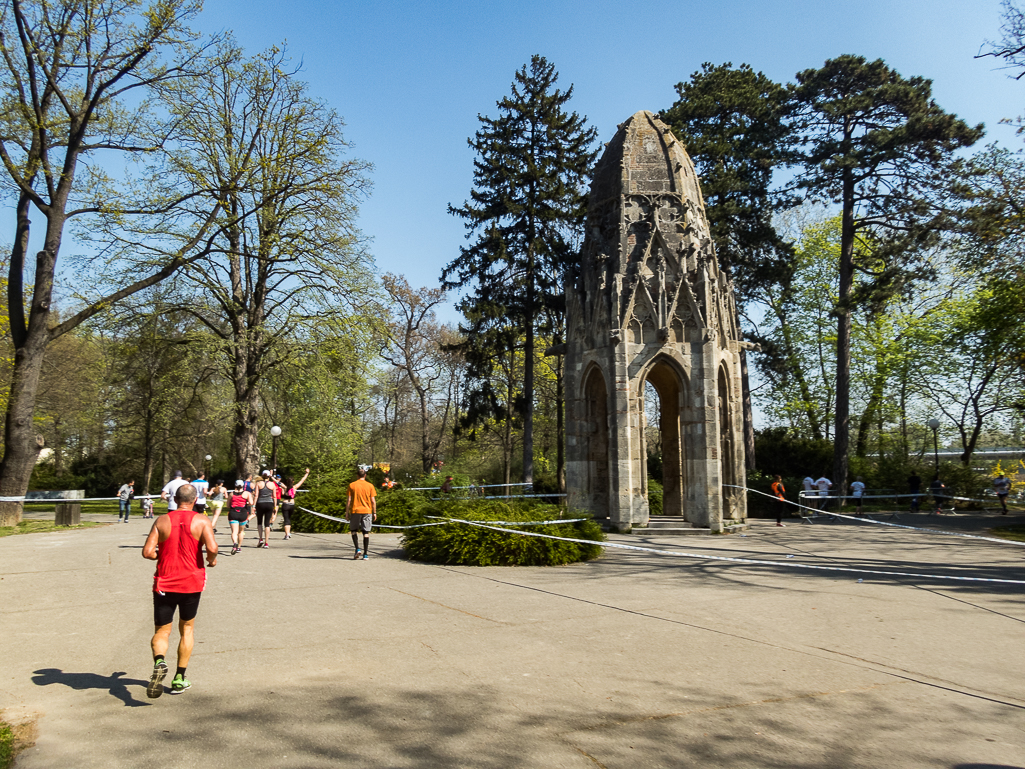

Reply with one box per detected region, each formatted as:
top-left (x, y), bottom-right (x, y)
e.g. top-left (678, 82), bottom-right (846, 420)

top-left (402, 500), bottom-right (605, 566)
top-left (292, 479), bottom-right (605, 567)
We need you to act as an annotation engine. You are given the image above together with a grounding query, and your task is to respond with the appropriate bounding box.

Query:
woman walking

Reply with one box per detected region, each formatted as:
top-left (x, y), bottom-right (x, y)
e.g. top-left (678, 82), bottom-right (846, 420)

top-left (280, 468), bottom-right (310, 540)
top-left (227, 481), bottom-right (254, 554)
top-left (253, 470), bottom-right (276, 548)
top-left (208, 480), bottom-right (227, 533)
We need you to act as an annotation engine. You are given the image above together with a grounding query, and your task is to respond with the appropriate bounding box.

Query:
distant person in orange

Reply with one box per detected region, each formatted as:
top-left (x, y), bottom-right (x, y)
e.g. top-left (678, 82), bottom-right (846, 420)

top-left (440, 475), bottom-right (454, 494)
top-left (770, 475), bottom-right (787, 527)
top-left (345, 467), bottom-right (377, 560)
top-left (381, 475), bottom-right (395, 490)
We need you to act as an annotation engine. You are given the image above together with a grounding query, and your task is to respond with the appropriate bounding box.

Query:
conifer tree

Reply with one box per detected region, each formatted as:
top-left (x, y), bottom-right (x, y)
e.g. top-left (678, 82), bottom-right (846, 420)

top-left (793, 55), bottom-right (983, 494)
top-left (444, 55), bottom-right (597, 484)
top-left (661, 62), bottom-right (796, 469)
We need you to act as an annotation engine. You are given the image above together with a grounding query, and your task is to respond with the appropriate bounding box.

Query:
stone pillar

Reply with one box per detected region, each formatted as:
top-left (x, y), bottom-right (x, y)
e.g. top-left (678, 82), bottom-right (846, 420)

top-left (55, 503), bottom-right (81, 526)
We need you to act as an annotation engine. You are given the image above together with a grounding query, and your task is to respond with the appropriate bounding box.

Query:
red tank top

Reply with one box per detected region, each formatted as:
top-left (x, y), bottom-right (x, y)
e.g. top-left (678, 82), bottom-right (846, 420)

top-left (153, 509), bottom-right (206, 593)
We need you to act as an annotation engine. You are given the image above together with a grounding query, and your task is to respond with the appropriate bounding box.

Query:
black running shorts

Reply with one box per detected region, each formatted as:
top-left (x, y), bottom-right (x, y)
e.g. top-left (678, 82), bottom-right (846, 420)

top-left (254, 501), bottom-right (274, 527)
top-left (280, 502), bottom-right (295, 526)
top-left (153, 591), bottom-right (202, 626)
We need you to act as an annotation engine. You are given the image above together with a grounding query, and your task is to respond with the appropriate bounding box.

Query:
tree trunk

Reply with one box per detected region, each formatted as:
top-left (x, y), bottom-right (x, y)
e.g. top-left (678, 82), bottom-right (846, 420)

top-left (855, 372), bottom-right (885, 458)
top-left (833, 168), bottom-right (855, 496)
top-left (0, 242), bottom-right (60, 526)
top-left (556, 353), bottom-right (566, 496)
top-left (523, 292), bottom-right (535, 486)
top-left (740, 348), bottom-right (756, 471)
top-left (232, 345), bottom-right (261, 479)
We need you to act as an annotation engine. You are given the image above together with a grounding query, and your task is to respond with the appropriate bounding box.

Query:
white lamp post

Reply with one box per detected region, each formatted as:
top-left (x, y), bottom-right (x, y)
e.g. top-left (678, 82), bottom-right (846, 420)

top-left (270, 425), bottom-right (282, 471)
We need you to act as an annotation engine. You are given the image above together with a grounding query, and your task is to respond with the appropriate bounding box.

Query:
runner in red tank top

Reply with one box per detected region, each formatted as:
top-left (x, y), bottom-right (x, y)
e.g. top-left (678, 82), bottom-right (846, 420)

top-left (142, 483), bottom-right (217, 698)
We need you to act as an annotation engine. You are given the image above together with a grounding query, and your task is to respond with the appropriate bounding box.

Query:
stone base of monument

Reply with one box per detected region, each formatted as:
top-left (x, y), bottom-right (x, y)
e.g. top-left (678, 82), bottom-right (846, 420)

top-left (631, 517), bottom-right (750, 535)
top-left (55, 504), bottom-right (81, 526)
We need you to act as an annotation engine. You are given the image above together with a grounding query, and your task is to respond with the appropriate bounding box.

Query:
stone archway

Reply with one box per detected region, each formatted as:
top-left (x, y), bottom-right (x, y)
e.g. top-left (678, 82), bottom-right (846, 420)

top-left (642, 358), bottom-right (686, 519)
top-left (583, 366), bottom-right (610, 520)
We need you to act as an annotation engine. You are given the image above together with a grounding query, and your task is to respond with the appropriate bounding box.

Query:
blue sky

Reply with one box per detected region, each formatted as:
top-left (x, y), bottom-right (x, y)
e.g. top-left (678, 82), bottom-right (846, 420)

top-left (197, 0), bottom-right (1023, 321)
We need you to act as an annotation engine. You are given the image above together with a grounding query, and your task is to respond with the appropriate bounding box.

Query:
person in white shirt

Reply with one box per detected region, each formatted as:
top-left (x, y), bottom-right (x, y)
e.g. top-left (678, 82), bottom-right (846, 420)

top-left (850, 476), bottom-right (866, 515)
top-left (814, 476), bottom-right (832, 511)
top-left (802, 477), bottom-right (815, 509)
top-left (993, 474), bottom-right (1012, 515)
top-left (161, 471), bottom-right (188, 512)
top-left (192, 473), bottom-right (210, 515)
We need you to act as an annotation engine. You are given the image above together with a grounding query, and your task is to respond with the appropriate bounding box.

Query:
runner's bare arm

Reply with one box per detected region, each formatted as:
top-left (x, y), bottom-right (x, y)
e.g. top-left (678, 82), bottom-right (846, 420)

top-left (372, 494), bottom-right (377, 520)
top-left (195, 516), bottom-right (218, 566)
top-left (345, 490), bottom-right (353, 518)
top-left (142, 518), bottom-right (166, 560)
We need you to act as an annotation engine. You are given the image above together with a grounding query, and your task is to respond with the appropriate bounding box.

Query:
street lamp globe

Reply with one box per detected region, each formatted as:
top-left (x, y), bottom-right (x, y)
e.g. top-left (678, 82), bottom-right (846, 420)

top-left (927, 418), bottom-right (940, 431)
top-left (270, 425), bottom-right (282, 437)
top-left (205, 454), bottom-right (212, 462)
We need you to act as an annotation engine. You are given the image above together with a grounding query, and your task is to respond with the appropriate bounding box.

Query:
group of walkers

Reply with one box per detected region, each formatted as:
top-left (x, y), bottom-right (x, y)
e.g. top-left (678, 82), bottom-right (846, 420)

top-left (215, 468), bottom-right (310, 554)
top-left (117, 467), bottom-right (311, 555)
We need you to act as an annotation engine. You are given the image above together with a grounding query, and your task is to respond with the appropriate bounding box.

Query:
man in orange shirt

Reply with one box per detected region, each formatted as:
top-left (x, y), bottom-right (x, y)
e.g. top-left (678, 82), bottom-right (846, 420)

top-left (346, 466), bottom-right (377, 560)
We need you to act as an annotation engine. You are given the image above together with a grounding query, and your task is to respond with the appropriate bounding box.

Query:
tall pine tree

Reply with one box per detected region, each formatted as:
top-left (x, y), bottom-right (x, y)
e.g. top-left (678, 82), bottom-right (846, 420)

top-left (661, 62), bottom-right (796, 469)
top-left (444, 55), bottom-right (597, 484)
top-left (793, 55), bottom-right (982, 494)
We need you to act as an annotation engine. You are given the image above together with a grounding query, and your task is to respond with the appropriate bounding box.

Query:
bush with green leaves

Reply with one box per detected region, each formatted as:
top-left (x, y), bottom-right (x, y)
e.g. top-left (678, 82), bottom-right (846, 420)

top-left (403, 500), bottom-right (605, 566)
top-left (647, 477), bottom-right (664, 515)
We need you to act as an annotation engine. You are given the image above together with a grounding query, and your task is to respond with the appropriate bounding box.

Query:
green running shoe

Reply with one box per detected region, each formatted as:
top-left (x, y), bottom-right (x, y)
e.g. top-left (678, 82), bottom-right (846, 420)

top-left (170, 673), bottom-right (191, 695)
top-left (146, 660), bottom-right (168, 699)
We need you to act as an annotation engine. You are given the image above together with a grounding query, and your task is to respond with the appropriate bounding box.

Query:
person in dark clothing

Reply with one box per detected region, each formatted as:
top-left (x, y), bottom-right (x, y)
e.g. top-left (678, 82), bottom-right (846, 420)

top-left (908, 472), bottom-right (922, 513)
top-left (930, 475), bottom-right (948, 514)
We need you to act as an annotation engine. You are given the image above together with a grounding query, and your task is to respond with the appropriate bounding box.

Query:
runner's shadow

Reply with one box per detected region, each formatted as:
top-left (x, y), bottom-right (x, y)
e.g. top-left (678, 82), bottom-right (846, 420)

top-left (31, 668), bottom-right (150, 707)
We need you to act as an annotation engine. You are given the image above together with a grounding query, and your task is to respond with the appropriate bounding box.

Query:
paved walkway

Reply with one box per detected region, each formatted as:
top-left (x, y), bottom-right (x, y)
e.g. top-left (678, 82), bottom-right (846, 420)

top-left (1, 514), bottom-right (1023, 768)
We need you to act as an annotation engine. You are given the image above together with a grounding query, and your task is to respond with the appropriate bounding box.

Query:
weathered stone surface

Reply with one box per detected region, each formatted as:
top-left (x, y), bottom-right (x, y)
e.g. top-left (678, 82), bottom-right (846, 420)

top-left (55, 503), bottom-right (81, 526)
top-left (565, 111), bottom-right (746, 532)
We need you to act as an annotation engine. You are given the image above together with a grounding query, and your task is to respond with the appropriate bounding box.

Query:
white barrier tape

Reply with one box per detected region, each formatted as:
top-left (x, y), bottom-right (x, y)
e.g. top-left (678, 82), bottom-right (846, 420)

top-left (426, 516), bottom-right (587, 526)
top-left (731, 486), bottom-right (1025, 548)
top-left (407, 483), bottom-right (533, 491)
top-left (4, 494), bottom-right (164, 503)
top-left (429, 493), bottom-right (568, 501)
top-left (297, 505), bottom-right (586, 530)
top-left (297, 506), bottom-right (447, 529)
top-left (797, 490), bottom-right (1024, 507)
top-left (449, 518), bottom-right (1025, 586)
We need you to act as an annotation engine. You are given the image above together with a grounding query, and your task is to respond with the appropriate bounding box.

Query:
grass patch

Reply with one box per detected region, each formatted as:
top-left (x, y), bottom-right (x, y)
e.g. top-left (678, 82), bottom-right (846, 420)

top-left (403, 500), bottom-right (604, 566)
top-left (989, 525), bottom-right (1025, 543)
top-left (0, 520), bottom-right (109, 537)
top-left (0, 721), bottom-right (12, 769)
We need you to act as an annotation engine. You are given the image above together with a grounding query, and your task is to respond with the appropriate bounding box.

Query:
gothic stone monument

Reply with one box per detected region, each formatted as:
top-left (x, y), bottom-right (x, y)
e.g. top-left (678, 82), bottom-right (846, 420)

top-left (565, 111), bottom-right (748, 533)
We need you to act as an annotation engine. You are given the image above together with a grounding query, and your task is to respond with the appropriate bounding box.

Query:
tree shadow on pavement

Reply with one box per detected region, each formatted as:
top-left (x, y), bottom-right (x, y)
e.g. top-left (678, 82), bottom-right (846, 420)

top-left (31, 668), bottom-right (150, 707)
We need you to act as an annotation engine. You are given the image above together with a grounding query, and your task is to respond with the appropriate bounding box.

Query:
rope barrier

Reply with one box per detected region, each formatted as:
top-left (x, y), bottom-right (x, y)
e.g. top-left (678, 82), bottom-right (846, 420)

top-left (296, 505), bottom-right (586, 529)
top-left (730, 485), bottom-right (1025, 548)
top-left (446, 518), bottom-right (1025, 586)
top-left (796, 490), bottom-right (1025, 508)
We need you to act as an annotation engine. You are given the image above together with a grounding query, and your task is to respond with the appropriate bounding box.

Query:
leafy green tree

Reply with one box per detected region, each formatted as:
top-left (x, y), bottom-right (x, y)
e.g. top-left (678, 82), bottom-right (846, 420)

top-left (792, 54), bottom-right (983, 491)
top-left (661, 62), bottom-right (796, 468)
top-left (111, 42), bottom-right (377, 478)
top-left (0, 0), bottom-right (220, 525)
top-left (444, 55), bottom-right (597, 485)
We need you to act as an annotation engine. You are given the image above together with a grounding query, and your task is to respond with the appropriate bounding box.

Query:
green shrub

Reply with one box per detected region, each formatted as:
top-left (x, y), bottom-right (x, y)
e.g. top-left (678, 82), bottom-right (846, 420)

top-left (647, 477), bottom-right (664, 515)
top-left (403, 500), bottom-right (605, 566)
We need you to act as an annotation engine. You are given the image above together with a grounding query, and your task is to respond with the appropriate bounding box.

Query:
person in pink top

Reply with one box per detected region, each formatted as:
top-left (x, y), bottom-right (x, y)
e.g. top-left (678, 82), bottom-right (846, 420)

top-left (142, 483), bottom-right (217, 698)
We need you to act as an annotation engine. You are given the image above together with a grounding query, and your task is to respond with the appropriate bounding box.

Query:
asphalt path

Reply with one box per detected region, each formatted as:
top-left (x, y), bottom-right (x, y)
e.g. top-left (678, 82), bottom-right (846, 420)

top-left (1, 513), bottom-right (1023, 768)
